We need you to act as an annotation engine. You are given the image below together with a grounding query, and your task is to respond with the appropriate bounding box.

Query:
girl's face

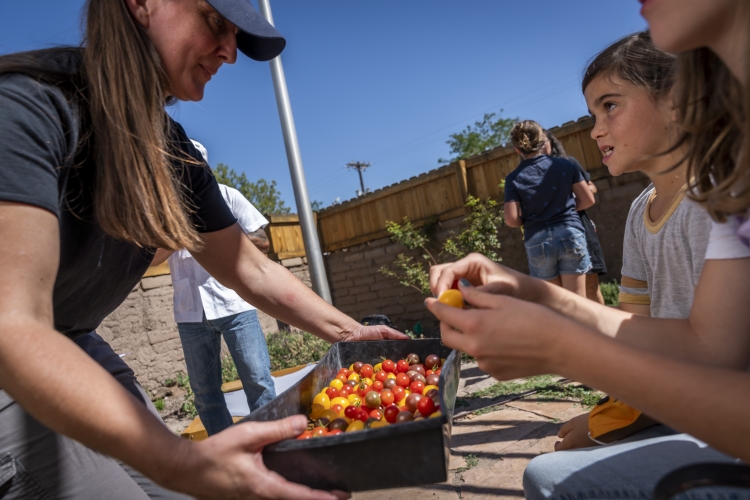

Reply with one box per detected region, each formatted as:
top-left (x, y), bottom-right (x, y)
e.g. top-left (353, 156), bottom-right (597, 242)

top-left (584, 73), bottom-right (674, 177)
top-left (132, 0), bottom-right (238, 101)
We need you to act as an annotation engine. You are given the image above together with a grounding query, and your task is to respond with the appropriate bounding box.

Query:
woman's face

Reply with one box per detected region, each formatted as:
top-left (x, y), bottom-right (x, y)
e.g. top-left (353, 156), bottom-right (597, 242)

top-left (639, 0), bottom-right (739, 53)
top-left (132, 0), bottom-right (238, 101)
top-left (584, 74), bottom-right (674, 177)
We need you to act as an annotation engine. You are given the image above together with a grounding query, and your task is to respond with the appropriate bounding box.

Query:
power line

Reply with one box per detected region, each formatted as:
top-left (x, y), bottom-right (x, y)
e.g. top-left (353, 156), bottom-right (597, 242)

top-left (346, 161), bottom-right (372, 196)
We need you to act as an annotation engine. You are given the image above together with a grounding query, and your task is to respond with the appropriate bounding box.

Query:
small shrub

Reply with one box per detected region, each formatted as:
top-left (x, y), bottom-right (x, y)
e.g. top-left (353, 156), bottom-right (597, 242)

top-left (265, 331), bottom-right (331, 372)
top-left (600, 280), bottom-right (619, 307)
top-left (153, 398), bottom-right (165, 412)
top-left (175, 372), bottom-right (197, 418)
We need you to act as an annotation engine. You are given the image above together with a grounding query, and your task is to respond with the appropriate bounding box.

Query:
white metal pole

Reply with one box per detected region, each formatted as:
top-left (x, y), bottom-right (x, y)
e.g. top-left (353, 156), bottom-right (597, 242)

top-left (257, 0), bottom-right (332, 303)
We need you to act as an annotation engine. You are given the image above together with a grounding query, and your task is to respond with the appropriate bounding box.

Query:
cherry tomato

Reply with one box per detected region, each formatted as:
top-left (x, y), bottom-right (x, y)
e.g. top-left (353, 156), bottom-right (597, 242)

top-left (438, 289), bottom-right (464, 308)
top-left (344, 405), bottom-right (359, 419)
top-left (392, 386), bottom-right (406, 402)
top-left (336, 374), bottom-right (348, 383)
top-left (331, 404), bottom-right (344, 417)
top-left (309, 403), bottom-right (326, 420)
top-left (311, 427), bottom-right (327, 438)
top-left (418, 396), bottom-right (436, 416)
top-left (328, 429), bottom-right (343, 436)
top-left (384, 404), bottom-right (400, 423)
top-left (296, 430), bottom-right (313, 440)
top-left (396, 359), bottom-right (410, 373)
top-left (325, 387), bottom-right (339, 399)
top-left (410, 381), bottom-right (425, 396)
top-left (422, 384), bottom-right (438, 397)
top-left (365, 391), bottom-right (381, 409)
top-left (375, 371), bottom-right (388, 383)
top-left (339, 385), bottom-right (351, 397)
top-left (370, 419), bottom-right (390, 429)
top-left (396, 411), bottom-right (414, 423)
top-left (357, 384), bottom-right (372, 397)
top-left (352, 361), bottom-right (364, 374)
top-left (338, 368), bottom-right (351, 378)
top-left (369, 409), bottom-right (382, 420)
top-left (346, 420), bottom-right (365, 432)
top-left (383, 378), bottom-right (398, 390)
top-left (329, 378), bottom-right (344, 390)
top-left (360, 364), bottom-right (374, 379)
top-left (425, 354), bottom-right (441, 370)
top-left (396, 373), bottom-right (411, 387)
top-left (346, 379), bottom-right (358, 388)
top-left (382, 359), bottom-right (396, 373)
top-left (406, 353), bottom-right (420, 365)
top-left (373, 362), bottom-right (383, 373)
top-left (380, 389), bottom-right (394, 406)
top-left (347, 373), bottom-right (361, 383)
top-left (355, 407), bottom-right (370, 423)
top-left (372, 380), bottom-right (384, 392)
top-left (313, 393), bottom-right (331, 410)
top-left (406, 393), bottom-right (423, 413)
top-left (425, 369), bottom-right (434, 377)
top-left (347, 394), bottom-right (362, 405)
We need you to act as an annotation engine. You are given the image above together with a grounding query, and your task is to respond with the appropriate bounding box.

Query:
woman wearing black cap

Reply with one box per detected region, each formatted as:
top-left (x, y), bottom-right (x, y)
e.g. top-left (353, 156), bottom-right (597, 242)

top-left (0, 1), bottom-right (404, 498)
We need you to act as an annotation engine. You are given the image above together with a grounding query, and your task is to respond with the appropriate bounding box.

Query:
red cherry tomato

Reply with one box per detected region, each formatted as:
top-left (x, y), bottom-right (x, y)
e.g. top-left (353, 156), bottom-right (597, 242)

top-left (344, 405), bottom-right (359, 419)
top-left (336, 374), bottom-right (348, 383)
top-left (418, 396), bottom-right (436, 416)
top-left (328, 429), bottom-right (343, 436)
top-left (357, 384), bottom-right (372, 397)
top-left (355, 408), bottom-right (370, 423)
top-left (425, 369), bottom-right (434, 377)
top-left (396, 373), bottom-right (411, 388)
top-left (396, 359), bottom-right (410, 373)
top-left (375, 371), bottom-right (388, 383)
top-left (372, 380), bottom-right (384, 392)
top-left (297, 430), bottom-right (313, 440)
top-left (382, 360), bottom-right (396, 373)
top-left (410, 381), bottom-right (425, 395)
top-left (384, 404), bottom-right (400, 423)
top-left (325, 387), bottom-right (339, 399)
top-left (339, 385), bottom-right (351, 397)
top-left (392, 386), bottom-right (405, 402)
top-left (380, 388), bottom-right (394, 406)
top-left (360, 364), bottom-right (374, 379)
top-left (369, 409), bottom-right (382, 420)
top-left (311, 427), bottom-right (327, 438)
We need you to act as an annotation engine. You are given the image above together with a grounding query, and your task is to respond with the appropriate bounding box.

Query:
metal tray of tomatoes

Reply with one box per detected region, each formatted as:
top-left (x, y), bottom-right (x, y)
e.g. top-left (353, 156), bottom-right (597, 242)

top-left (240, 338), bottom-right (460, 492)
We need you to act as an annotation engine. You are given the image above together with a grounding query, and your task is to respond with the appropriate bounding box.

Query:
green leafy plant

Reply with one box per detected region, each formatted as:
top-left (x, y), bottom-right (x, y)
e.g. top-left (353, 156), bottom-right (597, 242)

top-left (467, 375), bottom-right (600, 409)
top-left (213, 163), bottom-right (291, 215)
top-left (600, 280), bottom-right (620, 306)
top-left (455, 453), bottom-right (479, 473)
top-left (153, 398), bottom-right (165, 412)
top-left (380, 196), bottom-right (503, 295)
top-left (175, 372), bottom-right (197, 418)
top-left (265, 331), bottom-right (331, 372)
top-left (439, 111), bottom-right (518, 165)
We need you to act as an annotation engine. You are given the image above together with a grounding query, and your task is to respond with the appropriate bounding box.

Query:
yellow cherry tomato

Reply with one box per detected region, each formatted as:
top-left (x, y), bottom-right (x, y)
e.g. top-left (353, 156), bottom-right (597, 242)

top-left (361, 377), bottom-right (373, 386)
top-left (312, 393), bottom-right (331, 410)
top-left (331, 397), bottom-right (349, 408)
top-left (346, 420), bottom-right (365, 432)
top-left (347, 373), bottom-right (361, 383)
top-left (329, 379), bottom-right (344, 390)
top-left (349, 363), bottom-right (354, 371)
top-left (309, 403), bottom-right (326, 420)
top-left (373, 363), bottom-right (383, 373)
top-left (370, 419), bottom-right (389, 429)
top-left (438, 289), bottom-right (464, 308)
top-left (386, 373), bottom-right (397, 379)
top-left (404, 390), bottom-right (411, 397)
top-left (347, 394), bottom-right (362, 404)
top-left (429, 410), bottom-right (442, 419)
top-left (422, 384), bottom-right (439, 396)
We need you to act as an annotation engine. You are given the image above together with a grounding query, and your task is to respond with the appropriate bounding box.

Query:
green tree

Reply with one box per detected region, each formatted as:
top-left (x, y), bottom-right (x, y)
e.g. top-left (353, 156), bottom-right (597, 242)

top-left (438, 111), bottom-right (518, 165)
top-left (380, 196), bottom-right (503, 295)
top-left (213, 163), bottom-right (291, 215)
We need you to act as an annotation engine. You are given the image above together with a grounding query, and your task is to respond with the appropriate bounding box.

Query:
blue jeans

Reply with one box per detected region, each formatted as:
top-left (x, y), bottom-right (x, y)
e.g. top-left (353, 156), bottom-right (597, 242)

top-left (178, 310), bottom-right (276, 436)
top-left (523, 429), bottom-right (750, 500)
top-left (525, 225), bottom-right (591, 280)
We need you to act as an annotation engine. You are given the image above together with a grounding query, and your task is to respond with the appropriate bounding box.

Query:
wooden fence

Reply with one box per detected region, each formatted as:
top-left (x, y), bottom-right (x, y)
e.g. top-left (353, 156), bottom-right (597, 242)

top-left (262, 116), bottom-right (599, 256)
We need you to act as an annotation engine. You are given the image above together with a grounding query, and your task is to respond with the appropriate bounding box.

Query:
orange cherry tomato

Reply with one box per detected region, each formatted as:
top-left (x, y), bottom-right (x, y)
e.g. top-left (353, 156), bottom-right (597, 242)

top-left (438, 289), bottom-right (464, 308)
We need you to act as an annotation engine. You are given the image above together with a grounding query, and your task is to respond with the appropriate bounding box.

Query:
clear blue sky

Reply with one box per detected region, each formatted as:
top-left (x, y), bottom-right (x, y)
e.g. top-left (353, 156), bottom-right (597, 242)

top-left (1, 1), bottom-right (647, 211)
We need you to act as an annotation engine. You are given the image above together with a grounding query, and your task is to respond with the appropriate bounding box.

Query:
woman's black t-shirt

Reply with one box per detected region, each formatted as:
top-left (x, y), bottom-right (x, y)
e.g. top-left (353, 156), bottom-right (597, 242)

top-left (0, 51), bottom-right (237, 337)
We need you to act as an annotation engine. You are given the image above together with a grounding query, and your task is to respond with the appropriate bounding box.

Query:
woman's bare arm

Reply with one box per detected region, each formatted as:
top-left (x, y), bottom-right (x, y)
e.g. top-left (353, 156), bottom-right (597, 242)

top-left (504, 202), bottom-right (523, 228)
top-left (192, 223), bottom-right (408, 343)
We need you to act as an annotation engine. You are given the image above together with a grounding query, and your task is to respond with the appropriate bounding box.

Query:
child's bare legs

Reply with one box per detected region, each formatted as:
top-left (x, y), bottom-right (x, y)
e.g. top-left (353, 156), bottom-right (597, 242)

top-left (546, 274), bottom-right (587, 297)
top-left (586, 274), bottom-right (605, 304)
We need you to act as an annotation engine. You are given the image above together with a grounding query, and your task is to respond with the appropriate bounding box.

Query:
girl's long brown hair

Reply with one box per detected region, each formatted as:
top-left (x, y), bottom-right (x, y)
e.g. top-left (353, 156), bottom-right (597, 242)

top-left (0, 0), bottom-right (202, 251)
top-left (673, 7), bottom-right (750, 221)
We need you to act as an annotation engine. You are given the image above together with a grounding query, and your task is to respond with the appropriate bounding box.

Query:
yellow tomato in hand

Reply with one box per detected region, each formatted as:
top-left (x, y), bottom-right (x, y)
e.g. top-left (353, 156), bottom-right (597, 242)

top-left (438, 289), bottom-right (464, 308)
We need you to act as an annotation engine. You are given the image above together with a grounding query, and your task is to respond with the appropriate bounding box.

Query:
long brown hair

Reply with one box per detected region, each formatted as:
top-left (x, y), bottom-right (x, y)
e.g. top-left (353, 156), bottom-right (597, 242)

top-left (0, 0), bottom-right (201, 251)
top-left (672, 4), bottom-right (750, 221)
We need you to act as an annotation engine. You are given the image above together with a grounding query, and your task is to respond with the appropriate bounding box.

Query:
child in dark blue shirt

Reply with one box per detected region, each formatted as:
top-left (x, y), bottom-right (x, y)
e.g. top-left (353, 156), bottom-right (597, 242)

top-left (504, 120), bottom-right (595, 296)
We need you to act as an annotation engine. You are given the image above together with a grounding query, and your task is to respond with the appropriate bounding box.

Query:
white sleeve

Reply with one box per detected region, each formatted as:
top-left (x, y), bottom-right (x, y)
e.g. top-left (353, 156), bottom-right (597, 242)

top-left (218, 184), bottom-right (269, 233)
top-left (704, 216), bottom-right (750, 260)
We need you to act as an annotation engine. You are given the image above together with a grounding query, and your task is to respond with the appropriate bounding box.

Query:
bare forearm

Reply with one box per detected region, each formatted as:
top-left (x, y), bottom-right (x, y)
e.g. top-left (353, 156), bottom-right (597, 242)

top-left (557, 327), bottom-right (750, 462)
top-left (0, 319), bottom-right (187, 487)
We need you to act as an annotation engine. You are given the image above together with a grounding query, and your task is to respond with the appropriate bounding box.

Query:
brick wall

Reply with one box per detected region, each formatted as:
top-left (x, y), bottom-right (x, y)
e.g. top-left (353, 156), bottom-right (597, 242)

top-left (325, 169), bottom-right (650, 334)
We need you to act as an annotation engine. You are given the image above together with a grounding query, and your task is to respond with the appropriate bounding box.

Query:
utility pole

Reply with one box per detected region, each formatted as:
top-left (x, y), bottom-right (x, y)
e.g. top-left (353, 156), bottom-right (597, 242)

top-left (257, 0), bottom-right (332, 304)
top-left (346, 161), bottom-right (372, 196)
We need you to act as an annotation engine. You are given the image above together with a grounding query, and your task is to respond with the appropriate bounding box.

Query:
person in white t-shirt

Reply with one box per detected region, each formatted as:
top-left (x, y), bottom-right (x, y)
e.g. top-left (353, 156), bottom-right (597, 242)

top-left (152, 141), bottom-right (275, 436)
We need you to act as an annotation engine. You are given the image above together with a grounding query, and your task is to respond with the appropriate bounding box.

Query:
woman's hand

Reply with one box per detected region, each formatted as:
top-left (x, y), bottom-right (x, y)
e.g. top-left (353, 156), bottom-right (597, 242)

top-left (429, 253), bottom-right (543, 302)
top-left (425, 283), bottom-right (571, 380)
top-left (554, 414), bottom-right (597, 451)
top-left (168, 415), bottom-right (349, 500)
top-left (341, 324), bottom-right (410, 342)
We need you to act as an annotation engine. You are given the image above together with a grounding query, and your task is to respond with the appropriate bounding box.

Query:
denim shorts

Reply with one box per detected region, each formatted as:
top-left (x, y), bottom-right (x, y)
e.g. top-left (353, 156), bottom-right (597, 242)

top-left (524, 225), bottom-right (591, 280)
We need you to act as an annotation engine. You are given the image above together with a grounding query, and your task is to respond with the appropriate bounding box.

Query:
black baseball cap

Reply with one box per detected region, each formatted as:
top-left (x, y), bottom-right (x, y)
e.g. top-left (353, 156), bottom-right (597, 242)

top-left (205, 0), bottom-right (286, 61)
